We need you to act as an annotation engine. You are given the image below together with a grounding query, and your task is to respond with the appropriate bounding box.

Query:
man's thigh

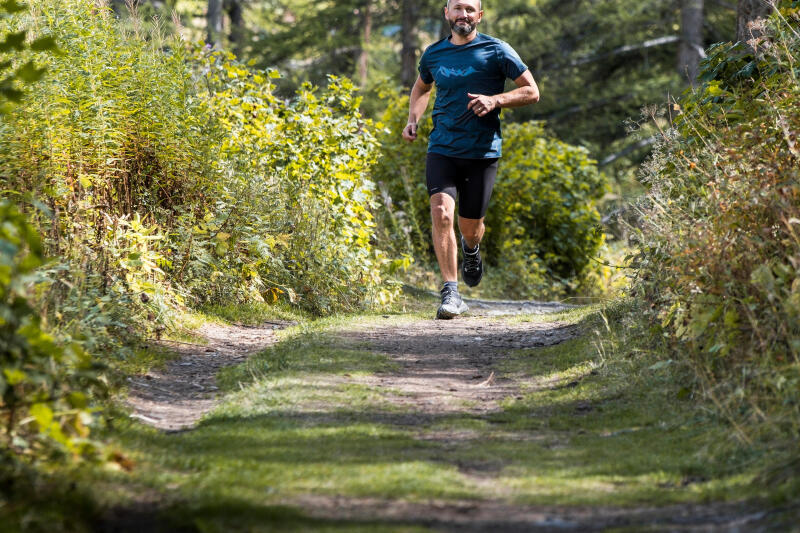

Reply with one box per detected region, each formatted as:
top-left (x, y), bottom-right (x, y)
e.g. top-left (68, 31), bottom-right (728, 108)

top-left (454, 158), bottom-right (499, 220)
top-left (426, 152), bottom-right (458, 201)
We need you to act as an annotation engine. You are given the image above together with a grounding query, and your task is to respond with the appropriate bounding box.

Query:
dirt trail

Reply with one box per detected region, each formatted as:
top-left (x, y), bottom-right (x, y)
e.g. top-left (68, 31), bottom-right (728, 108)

top-left (337, 314), bottom-right (580, 417)
top-left (124, 299), bottom-right (572, 431)
top-left (122, 301), bottom-right (774, 531)
top-left (125, 321), bottom-right (291, 431)
top-left (286, 306), bottom-right (769, 532)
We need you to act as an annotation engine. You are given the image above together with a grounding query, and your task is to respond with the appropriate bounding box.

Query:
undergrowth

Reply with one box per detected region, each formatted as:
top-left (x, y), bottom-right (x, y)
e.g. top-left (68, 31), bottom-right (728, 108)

top-left (631, 2), bottom-right (800, 499)
top-left (0, 0), bottom-right (397, 483)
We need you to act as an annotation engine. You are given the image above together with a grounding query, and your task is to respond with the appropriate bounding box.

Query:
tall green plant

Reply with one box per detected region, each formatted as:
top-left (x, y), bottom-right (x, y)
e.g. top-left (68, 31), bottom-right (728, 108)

top-left (633, 3), bottom-right (800, 450)
top-left (0, 201), bottom-right (104, 463)
top-left (0, 0), bottom-right (396, 321)
top-left (0, 0), bottom-right (57, 114)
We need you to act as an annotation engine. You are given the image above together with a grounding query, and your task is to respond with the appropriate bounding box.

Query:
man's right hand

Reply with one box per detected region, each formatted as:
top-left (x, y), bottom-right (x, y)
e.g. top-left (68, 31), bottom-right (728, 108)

top-left (402, 122), bottom-right (418, 142)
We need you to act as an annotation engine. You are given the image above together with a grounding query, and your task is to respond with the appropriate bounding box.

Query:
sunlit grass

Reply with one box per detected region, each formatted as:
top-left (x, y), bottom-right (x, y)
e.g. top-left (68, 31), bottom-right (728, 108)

top-left (75, 303), bottom-right (782, 532)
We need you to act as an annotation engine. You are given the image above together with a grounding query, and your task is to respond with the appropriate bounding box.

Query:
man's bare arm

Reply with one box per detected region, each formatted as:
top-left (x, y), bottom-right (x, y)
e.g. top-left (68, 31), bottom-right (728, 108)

top-left (467, 70), bottom-right (539, 117)
top-left (403, 76), bottom-right (434, 142)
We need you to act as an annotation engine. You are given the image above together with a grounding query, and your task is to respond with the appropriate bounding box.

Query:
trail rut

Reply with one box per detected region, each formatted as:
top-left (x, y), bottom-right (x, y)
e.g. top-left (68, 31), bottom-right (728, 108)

top-left (120, 300), bottom-right (776, 531)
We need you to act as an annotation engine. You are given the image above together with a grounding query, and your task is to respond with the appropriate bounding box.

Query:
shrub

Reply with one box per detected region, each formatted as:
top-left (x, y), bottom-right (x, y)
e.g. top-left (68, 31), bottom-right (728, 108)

top-left (0, 201), bottom-right (104, 464)
top-left (0, 0), bottom-right (55, 114)
top-left (372, 89), bottom-right (608, 298)
top-left (633, 3), bottom-right (800, 448)
top-left (0, 0), bottom-right (395, 320)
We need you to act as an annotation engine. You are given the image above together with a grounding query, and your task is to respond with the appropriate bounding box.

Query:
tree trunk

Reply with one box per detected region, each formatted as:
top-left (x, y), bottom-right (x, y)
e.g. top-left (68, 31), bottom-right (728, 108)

top-left (225, 0), bottom-right (244, 57)
top-left (737, 0), bottom-right (776, 42)
top-left (678, 0), bottom-right (705, 85)
top-left (207, 0), bottom-right (223, 48)
top-left (109, 0), bottom-right (127, 16)
top-left (401, 0), bottom-right (420, 88)
top-left (437, 2), bottom-right (449, 39)
top-left (357, 0), bottom-right (373, 87)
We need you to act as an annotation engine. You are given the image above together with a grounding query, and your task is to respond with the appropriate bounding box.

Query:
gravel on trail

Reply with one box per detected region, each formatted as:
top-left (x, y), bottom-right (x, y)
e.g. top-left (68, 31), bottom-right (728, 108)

top-left (119, 301), bottom-right (776, 532)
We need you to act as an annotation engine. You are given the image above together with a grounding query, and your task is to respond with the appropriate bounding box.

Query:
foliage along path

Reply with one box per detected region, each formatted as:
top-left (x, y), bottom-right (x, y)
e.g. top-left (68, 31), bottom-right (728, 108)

top-left (104, 298), bottom-right (774, 532)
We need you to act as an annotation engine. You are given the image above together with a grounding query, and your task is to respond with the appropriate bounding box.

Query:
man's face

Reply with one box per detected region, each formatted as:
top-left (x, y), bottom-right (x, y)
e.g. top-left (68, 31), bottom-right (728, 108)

top-left (445, 0), bottom-right (482, 37)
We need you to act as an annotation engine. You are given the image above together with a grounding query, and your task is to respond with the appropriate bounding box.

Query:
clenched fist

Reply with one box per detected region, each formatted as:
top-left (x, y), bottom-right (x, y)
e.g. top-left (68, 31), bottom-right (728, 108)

top-left (467, 93), bottom-right (497, 117)
top-left (402, 122), bottom-right (418, 142)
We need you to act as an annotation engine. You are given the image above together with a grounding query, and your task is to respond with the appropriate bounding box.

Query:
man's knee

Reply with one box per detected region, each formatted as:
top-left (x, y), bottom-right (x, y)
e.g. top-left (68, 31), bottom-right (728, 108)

top-left (459, 218), bottom-right (484, 242)
top-left (430, 199), bottom-right (455, 228)
top-left (462, 227), bottom-right (482, 243)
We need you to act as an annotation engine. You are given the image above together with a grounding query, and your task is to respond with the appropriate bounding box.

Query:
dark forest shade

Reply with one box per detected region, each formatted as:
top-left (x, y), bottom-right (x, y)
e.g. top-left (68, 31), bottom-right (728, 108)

top-left (678, 0), bottom-right (704, 84)
top-left (737, 0), bottom-right (777, 42)
top-left (401, 0), bottom-right (421, 88)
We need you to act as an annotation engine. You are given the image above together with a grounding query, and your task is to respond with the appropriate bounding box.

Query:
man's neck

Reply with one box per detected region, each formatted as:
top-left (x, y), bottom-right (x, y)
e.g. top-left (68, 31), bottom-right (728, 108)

top-left (449, 31), bottom-right (478, 46)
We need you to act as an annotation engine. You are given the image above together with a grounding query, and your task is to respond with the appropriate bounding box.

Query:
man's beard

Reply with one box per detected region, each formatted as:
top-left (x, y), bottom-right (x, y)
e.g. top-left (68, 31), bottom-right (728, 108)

top-left (449, 17), bottom-right (477, 37)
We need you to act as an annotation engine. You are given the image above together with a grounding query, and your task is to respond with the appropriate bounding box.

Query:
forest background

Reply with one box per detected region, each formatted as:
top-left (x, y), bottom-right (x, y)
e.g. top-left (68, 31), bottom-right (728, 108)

top-left (1, 0), bottom-right (799, 528)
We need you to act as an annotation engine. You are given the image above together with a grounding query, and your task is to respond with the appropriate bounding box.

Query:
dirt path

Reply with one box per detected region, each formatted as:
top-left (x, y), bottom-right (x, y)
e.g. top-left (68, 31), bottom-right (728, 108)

top-left (120, 301), bottom-right (777, 531)
top-left (279, 308), bottom-right (769, 531)
top-left (124, 299), bottom-right (572, 432)
top-left (125, 321), bottom-right (291, 431)
top-left (337, 314), bottom-right (580, 417)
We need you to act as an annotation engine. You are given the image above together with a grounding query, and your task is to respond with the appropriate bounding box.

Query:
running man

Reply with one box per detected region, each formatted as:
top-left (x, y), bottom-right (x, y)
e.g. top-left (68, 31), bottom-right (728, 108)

top-left (402, 0), bottom-right (540, 319)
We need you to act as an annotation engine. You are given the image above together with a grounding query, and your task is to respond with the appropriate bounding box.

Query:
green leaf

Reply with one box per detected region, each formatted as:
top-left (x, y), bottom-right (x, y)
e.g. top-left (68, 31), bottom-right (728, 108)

top-left (30, 403), bottom-right (54, 430)
top-left (29, 35), bottom-right (58, 52)
top-left (3, 368), bottom-right (26, 385)
top-left (0, 31), bottom-right (25, 52)
top-left (14, 61), bottom-right (46, 83)
top-left (649, 360), bottom-right (673, 371)
top-left (67, 391), bottom-right (88, 409)
top-left (0, 0), bottom-right (27, 14)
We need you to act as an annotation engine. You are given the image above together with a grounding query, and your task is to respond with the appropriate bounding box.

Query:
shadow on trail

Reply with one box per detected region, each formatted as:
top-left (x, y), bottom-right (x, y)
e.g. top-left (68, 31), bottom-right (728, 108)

top-left (109, 396), bottom-right (782, 532)
top-left (104, 309), bottom-right (789, 532)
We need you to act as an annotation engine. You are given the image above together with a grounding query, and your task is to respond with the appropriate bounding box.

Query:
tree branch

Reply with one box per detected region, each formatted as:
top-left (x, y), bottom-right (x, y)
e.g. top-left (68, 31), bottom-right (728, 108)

top-left (571, 36), bottom-right (681, 66)
top-left (599, 136), bottom-right (658, 167)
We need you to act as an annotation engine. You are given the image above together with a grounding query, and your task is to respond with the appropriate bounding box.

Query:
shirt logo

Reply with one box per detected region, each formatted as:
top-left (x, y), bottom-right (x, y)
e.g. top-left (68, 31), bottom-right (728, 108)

top-left (437, 66), bottom-right (477, 78)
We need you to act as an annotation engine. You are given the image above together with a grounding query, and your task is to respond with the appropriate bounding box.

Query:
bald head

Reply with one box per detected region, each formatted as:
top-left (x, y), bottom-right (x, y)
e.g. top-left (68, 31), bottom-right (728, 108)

top-left (447, 0), bottom-right (482, 10)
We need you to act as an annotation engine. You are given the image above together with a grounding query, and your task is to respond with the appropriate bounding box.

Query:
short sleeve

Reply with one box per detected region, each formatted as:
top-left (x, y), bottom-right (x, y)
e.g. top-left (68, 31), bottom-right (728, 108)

top-left (418, 49), bottom-right (434, 84)
top-left (496, 41), bottom-right (528, 80)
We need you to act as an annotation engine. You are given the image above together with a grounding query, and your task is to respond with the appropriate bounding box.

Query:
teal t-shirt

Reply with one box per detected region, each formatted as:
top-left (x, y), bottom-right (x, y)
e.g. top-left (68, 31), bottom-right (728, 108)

top-left (418, 33), bottom-right (528, 159)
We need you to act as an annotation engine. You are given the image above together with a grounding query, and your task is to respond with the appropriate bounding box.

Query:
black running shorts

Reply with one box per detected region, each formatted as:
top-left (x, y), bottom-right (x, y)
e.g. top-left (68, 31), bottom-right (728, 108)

top-left (425, 152), bottom-right (499, 219)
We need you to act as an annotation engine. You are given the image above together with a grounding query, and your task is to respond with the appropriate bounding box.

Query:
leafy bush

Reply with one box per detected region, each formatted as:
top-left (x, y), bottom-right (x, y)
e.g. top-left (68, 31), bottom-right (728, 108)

top-left (0, 0), bottom-right (56, 114)
top-left (0, 0), bottom-right (395, 320)
top-left (633, 4), bottom-right (800, 448)
top-left (372, 89), bottom-right (608, 298)
top-left (0, 201), bottom-right (104, 464)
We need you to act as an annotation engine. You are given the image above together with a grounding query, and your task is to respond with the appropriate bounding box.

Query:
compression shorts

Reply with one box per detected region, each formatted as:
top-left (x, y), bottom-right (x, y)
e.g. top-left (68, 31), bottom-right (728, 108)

top-left (425, 152), bottom-right (499, 219)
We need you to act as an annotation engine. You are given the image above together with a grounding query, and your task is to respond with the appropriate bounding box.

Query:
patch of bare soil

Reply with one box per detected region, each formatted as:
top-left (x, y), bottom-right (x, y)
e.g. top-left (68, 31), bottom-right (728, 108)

top-left (121, 301), bottom-right (773, 531)
top-left (124, 321), bottom-right (290, 431)
top-left (277, 303), bottom-right (770, 532)
top-left (293, 495), bottom-right (773, 532)
top-left (338, 315), bottom-right (580, 416)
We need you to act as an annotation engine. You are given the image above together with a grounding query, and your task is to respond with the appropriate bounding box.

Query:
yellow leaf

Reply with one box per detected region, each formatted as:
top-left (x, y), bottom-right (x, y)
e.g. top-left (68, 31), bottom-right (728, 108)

top-left (30, 403), bottom-right (54, 430)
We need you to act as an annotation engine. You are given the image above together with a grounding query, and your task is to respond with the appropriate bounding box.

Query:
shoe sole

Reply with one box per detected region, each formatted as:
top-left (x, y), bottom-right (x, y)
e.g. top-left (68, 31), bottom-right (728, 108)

top-left (463, 269), bottom-right (483, 287)
top-left (462, 257), bottom-right (483, 287)
top-left (461, 238), bottom-right (483, 288)
top-left (436, 302), bottom-right (469, 319)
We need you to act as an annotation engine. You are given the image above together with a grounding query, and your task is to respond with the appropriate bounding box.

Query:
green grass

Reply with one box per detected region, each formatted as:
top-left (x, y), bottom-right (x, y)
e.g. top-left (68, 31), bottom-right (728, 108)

top-left (198, 301), bottom-right (310, 326)
top-left (11, 301), bottom-right (790, 532)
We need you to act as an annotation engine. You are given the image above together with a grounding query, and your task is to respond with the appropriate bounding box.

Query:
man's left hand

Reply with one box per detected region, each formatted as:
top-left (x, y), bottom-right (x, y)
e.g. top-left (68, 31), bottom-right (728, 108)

top-left (467, 93), bottom-right (497, 117)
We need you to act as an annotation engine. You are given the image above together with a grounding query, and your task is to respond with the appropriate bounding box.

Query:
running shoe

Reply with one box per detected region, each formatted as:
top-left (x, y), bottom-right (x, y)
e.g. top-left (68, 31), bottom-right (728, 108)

top-left (436, 285), bottom-right (469, 319)
top-left (461, 237), bottom-right (483, 287)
